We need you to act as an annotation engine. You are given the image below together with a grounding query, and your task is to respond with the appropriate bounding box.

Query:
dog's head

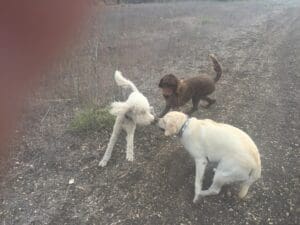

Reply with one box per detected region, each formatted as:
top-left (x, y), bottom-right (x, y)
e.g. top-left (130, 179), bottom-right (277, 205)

top-left (110, 92), bottom-right (155, 126)
top-left (158, 111), bottom-right (187, 136)
top-left (158, 74), bottom-right (179, 98)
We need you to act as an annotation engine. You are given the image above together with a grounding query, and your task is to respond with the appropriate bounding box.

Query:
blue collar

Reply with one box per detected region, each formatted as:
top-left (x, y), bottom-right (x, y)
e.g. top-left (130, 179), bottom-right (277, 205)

top-left (178, 118), bottom-right (190, 137)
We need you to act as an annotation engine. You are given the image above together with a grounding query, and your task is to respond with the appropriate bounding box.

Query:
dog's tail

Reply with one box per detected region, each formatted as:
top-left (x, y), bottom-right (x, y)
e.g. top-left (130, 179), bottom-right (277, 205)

top-left (239, 160), bottom-right (261, 199)
top-left (114, 70), bottom-right (139, 92)
top-left (250, 165), bottom-right (261, 181)
top-left (209, 54), bottom-right (222, 83)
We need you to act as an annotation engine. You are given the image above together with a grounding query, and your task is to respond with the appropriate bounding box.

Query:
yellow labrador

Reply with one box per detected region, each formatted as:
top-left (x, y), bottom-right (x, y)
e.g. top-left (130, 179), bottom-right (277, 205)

top-left (158, 111), bottom-right (261, 203)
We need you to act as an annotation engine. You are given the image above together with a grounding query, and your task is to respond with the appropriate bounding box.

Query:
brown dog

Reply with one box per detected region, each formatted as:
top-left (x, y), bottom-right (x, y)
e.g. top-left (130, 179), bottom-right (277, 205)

top-left (158, 54), bottom-right (222, 117)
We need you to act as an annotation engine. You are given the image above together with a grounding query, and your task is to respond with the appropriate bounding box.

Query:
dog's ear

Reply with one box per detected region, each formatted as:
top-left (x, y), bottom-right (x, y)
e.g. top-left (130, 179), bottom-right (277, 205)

top-left (158, 77), bottom-right (164, 88)
top-left (164, 123), bottom-right (177, 136)
top-left (110, 102), bottom-right (130, 116)
top-left (167, 74), bottom-right (178, 88)
top-left (164, 119), bottom-right (177, 136)
top-left (159, 74), bottom-right (178, 89)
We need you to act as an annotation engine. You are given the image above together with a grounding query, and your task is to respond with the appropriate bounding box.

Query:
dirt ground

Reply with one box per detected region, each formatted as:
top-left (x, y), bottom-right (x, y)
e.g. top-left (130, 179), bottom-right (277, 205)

top-left (1, 0), bottom-right (299, 224)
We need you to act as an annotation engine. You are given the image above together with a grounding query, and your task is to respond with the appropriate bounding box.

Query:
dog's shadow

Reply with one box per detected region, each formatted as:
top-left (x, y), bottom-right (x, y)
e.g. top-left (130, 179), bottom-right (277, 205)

top-left (163, 150), bottom-right (238, 202)
top-left (164, 150), bottom-right (216, 191)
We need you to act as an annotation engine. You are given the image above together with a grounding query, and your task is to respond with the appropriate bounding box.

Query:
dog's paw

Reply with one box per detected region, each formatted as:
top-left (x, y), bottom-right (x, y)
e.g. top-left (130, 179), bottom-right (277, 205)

top-left (99, 159), bottom-right (108, 167)
top-left (193, 195), bottom-right (201, 204)
top-left (126, 154), bottom-right (134, 162)
top-left (203, 99), bottom-right (216, 108)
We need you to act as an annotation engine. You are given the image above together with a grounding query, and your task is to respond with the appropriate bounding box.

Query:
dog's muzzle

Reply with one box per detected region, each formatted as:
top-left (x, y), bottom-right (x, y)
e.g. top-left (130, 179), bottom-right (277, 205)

top-left (163, 94), bottom-right (171, 99)
top-left (151, 117), bottom-right (159, 125)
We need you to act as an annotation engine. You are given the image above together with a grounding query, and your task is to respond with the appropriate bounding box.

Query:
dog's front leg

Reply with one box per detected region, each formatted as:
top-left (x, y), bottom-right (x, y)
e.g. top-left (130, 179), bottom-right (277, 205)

top-left (193, 157), bottom-right (208, 203)
top-left (99, 116), bottom-right (123, 167)
top-left (159, 104), bottom-right (171, 118)
top-left (125, 124), bottom-right (136, 161)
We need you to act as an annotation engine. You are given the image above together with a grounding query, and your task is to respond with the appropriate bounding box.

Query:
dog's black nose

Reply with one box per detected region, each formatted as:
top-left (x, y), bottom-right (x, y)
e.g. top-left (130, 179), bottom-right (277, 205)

top-left (151, 117), bottom-right (159, 125)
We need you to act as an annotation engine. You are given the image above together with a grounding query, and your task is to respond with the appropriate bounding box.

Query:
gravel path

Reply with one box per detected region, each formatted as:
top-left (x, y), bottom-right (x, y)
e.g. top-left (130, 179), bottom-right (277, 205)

top-left (0, 1), bottom-right (299, 224)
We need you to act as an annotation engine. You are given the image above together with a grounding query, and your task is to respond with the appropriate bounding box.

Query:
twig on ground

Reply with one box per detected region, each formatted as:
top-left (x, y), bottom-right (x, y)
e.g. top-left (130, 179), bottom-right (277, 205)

top-left (41, 106), bottom-right (51, 123)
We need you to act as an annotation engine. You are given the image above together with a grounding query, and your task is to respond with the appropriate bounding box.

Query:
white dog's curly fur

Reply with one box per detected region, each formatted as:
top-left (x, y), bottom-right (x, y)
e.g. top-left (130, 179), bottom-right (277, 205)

top-left (158, 111), bottom-right (261, 203)
top-left (99, 70), bottom-right (155, 167)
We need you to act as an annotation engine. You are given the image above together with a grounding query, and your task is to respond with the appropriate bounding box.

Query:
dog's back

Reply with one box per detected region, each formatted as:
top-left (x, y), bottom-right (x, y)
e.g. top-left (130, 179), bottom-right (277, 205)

top-left (181, 76), bottom-right (215, 97)
top-left (185, 118), bottom-right (261, 173)
top-left (158, 54), bottom-right (222, 116)
top-left (178, 54), bottom-right (222, 98)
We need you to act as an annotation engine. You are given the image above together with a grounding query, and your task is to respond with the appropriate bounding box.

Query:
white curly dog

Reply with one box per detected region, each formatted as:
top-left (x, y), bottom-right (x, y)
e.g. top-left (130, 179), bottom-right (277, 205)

top-left (158, 111), bottom-right (261, 203)
top-left (99, 70), bottom-right (155, 167)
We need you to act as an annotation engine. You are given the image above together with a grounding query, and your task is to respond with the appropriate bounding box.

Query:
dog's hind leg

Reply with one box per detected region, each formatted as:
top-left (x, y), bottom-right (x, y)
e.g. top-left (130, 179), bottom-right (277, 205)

top-left (123, 122), bottom-right (136, 162)
top-left (99, 116), bottom-right (124, 167)
top-left (198, 171), bottom-right (229, 197)
top-left (199, 166), bottom-right (248, 197)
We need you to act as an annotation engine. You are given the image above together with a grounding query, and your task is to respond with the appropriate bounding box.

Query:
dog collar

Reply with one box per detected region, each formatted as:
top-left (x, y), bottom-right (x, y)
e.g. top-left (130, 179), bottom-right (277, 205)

top-left (178, 118), bottom-right (190, 137)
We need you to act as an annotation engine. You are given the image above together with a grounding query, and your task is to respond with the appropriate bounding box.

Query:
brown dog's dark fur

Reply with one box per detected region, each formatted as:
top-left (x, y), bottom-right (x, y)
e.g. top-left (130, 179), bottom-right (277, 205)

top-left (158, 54), bottom-right (222, 117)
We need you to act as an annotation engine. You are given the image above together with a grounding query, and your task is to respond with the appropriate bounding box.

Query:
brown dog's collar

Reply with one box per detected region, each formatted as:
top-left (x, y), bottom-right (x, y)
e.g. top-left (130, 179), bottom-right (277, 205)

top-left (178, 118), bottom-right (190, 138)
